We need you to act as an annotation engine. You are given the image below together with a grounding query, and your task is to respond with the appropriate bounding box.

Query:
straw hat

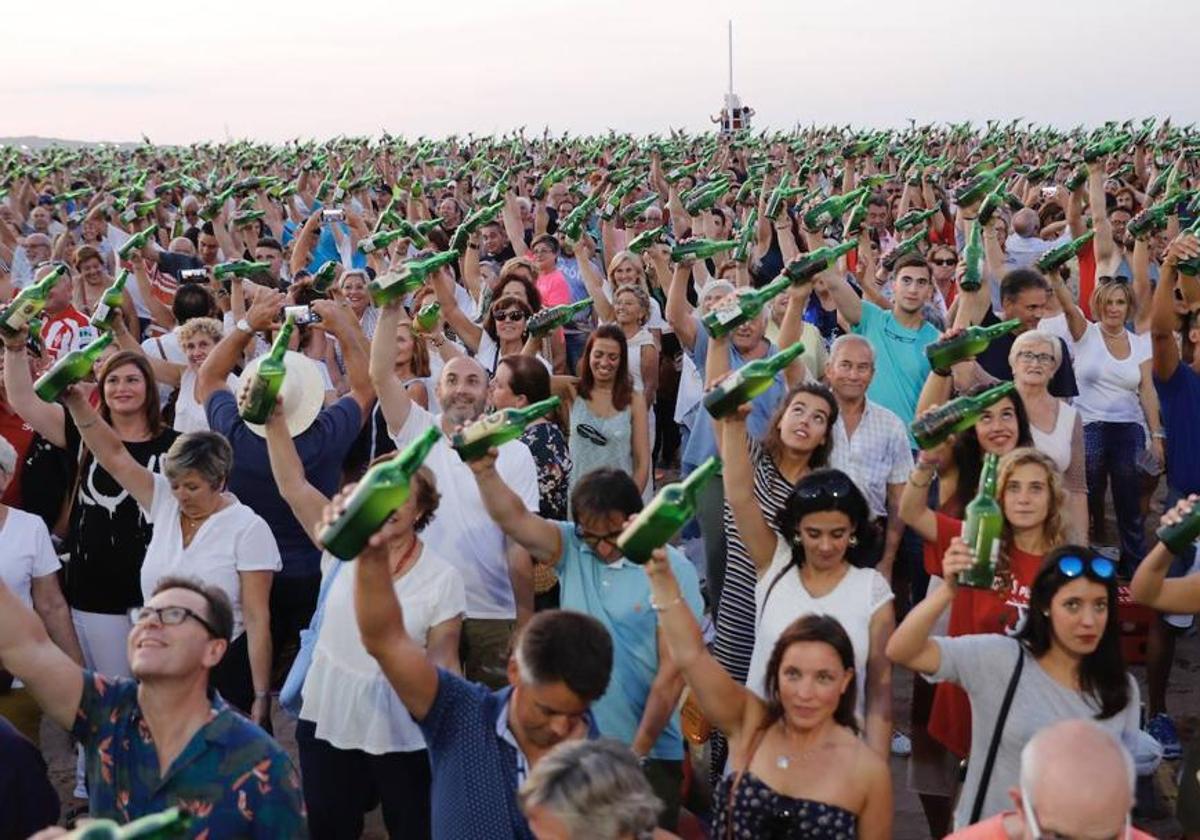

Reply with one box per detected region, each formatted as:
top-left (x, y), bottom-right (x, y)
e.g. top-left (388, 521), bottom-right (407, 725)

top-left (236, 350), bottom-right (326, 438)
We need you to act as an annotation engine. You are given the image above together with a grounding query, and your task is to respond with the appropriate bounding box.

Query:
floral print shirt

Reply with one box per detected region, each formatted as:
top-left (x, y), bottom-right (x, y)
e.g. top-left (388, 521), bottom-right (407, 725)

top-left (72, 671), bottom-right (307, 838)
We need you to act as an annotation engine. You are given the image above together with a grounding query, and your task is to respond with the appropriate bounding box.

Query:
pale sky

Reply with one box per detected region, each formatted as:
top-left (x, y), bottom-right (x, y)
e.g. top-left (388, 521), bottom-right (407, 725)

top-left (1, 0), bottom-right (1195, 145)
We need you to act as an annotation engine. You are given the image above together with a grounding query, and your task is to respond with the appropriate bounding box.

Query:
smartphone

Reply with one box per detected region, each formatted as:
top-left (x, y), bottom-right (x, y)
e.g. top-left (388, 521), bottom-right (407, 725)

top-left (179, 268), bottom-right (208, 283)
top-left (1040, 185), bottom-right (1057, 199)
top-left (284, 304), bottom-right (321, 326)
top-left (321, 208), bottom-right (345, 224)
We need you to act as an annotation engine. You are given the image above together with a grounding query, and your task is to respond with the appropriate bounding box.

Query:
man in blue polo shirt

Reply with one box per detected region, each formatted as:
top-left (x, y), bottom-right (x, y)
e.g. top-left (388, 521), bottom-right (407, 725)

top-left (470, 456), bottom-right (703, 831)
top-left (350, 511), bottom-right (613, 840)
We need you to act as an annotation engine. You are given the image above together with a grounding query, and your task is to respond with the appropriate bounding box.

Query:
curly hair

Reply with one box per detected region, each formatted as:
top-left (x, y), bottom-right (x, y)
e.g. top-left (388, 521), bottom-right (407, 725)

top-left (991, 447), bottom-right (1069, 595)
top-left (175, 316), bottom-right (224, 347)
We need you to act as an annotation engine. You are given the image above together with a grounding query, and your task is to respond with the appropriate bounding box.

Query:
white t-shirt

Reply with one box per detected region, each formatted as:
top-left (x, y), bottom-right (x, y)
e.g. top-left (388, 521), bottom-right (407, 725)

top-left (139, 474), bottom-right (282, 638)
top-left (142, 332), bottom-right (187, 407)
top-left (174, 368), bottom-right (240, 433)
top-left (747, 534), bottom-right (894, 722)
top-left (474, 331), bottom-right (551, 376)
top-left (1072, 323), bottom-right (1151, 424)
top-left (391, 405), bottom-right (539, 619)
top-left (0, 507), bottom-right (60, 610)
top-left (300, 550), bottom-right (466, 753)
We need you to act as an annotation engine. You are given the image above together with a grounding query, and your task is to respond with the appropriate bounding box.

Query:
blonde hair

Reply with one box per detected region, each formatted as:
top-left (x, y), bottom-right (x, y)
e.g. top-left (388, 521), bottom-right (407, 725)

top-left (993, 447), bottom-right (1068, 593)
top-left (175, 317), bottom-right (224, 346)
top-left (1088, 281), bottom-right (1132, 325)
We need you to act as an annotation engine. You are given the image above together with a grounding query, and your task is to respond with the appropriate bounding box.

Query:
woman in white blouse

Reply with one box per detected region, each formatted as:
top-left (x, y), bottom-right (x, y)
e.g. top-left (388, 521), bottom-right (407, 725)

top-left (59, 389), bottom-right (279, 727)
top-left (263, 394), bottom-right (464, 840)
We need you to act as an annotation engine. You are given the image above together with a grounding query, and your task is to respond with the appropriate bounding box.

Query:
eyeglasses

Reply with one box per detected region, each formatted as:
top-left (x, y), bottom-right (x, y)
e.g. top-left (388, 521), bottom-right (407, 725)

top-left (128, 605), bottom-right (220, 639)
top-left (1015, 351), bottom-right (1056, 366)
top-left (573, 522), bottom-right (625, 550)
top-left (1097, 275), bottom-right (1130, 286)
top-left (576, 423), bottom-right (609, 446)
top-left (492, 309), bottom-right (527, 323)
top-left (931, 258), bottom-right (957, 266)
top-left (1020, 777), bottom-right (1130, 840)
top-left (531, 247), bottom-right (555, 256)
top-left (1056, 554), bottom-right (1115, 581)
top-left (795, 472), bottom-right (856, 505)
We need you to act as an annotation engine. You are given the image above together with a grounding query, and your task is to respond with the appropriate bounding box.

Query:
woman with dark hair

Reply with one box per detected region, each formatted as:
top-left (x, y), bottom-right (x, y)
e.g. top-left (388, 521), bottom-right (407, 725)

top-left (888, 543), bottom-right (1141, 829)
top-left (264, 396), bottom-right (465, 840)
top-left (565, 324), bottom-right (650, 496)
top-left (644, 543), bottom-right (892, 838)
top-left (726, 399), bottom-right (895, 759)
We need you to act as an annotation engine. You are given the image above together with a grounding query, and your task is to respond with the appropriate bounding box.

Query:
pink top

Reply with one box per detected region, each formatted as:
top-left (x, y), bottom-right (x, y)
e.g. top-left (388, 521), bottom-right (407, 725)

top-left (536, 269), bottom-right (571, 308)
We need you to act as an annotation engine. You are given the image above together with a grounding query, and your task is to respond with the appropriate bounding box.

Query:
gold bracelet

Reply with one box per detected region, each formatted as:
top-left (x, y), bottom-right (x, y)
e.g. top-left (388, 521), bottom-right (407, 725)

top-left (649, 594), bottom-right (683, 612)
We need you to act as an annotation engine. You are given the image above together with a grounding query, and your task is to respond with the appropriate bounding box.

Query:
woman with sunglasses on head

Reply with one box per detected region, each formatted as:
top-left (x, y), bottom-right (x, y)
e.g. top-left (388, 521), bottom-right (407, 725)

top-left (888, 543), bottom-right (1141, 829)
top-left (644, 546), bottom-right (893, 838)
top-left (337, 268), bottom-right (379, 339)
top-left (720, 383), bottom-right (895, 758)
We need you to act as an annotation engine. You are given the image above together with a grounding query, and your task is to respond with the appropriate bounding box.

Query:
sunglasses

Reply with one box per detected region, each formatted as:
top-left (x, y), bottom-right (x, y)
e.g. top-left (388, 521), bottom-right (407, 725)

top-left (931, 257), bottom-right (957, 266)
top-left (577, 422), bottom-right (609, 446)
top-left (1056, 554), bottom-right (1115, 581)
top-left (573, 522), bottom-right (624, 549)
top-left (795, 472), bottom-right (856, 505)
top-left (492, 309), bottom-right (527, 323)
top-left (1097, 275), bottom-right (1130, 286)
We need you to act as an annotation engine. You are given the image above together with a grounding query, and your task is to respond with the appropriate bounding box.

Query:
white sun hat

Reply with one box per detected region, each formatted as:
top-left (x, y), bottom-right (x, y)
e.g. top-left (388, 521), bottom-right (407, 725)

top-left (236, 350), bottom-right (326, 438)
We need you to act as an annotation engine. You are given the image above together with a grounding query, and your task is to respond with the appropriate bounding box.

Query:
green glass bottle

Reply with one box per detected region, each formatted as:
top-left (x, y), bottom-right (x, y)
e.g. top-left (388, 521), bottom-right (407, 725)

top-left (120, 199), bottom-right (160, 225)
top-left (1035, 231), bottom-right (1094, 273)
top-left (802, 186), bottom-right (868, 232)
top-left (959, 453), bottom-right (1003, 589)
top-left (0, 264), bottom-right (66, 337)
top-left (64, 805), bottom-right (190, 839)
top-left (601, 180), bottom-right (636, 221)
top-left (527, 299), bottom-right (592, 338)
top-left (557, 193), bottom-right (600, 241)
top-left (664, 162), bottom-right (700, 183)
top-left (926, 319), bottom-right (1021, 372)
top-left (449, 200), bottom-right (506, 253)
top-left (1064, 165), bottom-right (1088, 192)
top-left (358, 228), bottom-right (408, 255)
top-left (413, 301), bottom-right (441, 333)
top-left (368, 251), bottom-right (458, 306)
top-left (617, 456), bottom-right (722, 564)
top-left (783, 240), bottom-right (857, 285)
top-left (1176, 218), bottom-right (1200, 276)
top-left (627, 225), bottom-right (666, 254)
top-left (955, 159), bottom-right (1015, 206)
top-left (238, 315), bottom-right (296, 424)
top-left (733, 209), bottom-right (759, 263)
top-left (34, 331), bottom-right (115, 403)
top-left (670, 239), bottom-right (736, 263)
top-left (232, 207), bottom-right (264, 228)
top-left (320, 426), bottom-right (443, 561)
top-left (962, 151), bottom-right (1000, 180)
top-left (977, 183), bottom-right (1008, 226)
top-left (910, 381), bottom-right (1017, 450)
top-left (452, 396), bottom-right (562, 462)
top-left (703, 342), bottom-right (806, 419)
top-left (881, 229), bottom-right (929, 272)
top-left (843, 190), bottom-right (870, 237)
top-left (700, 275), bottom-right (790, 340)
top-left (1082, 133), bottom-right (1130, 163)
top-left (199, 185), bottom-right (236, 221)
top-left (312, 260), bottom-right (340, 293)
top-left (893, 207), bottom-right (940, 233)
top-left (213, 260), bottom-right (271, 280)
top-left (683, 182), bottom-right (729, 216)
top-left (763, 172), bottom-right (792, 221)
top-left (117, 224), bottom-right (159, 260)
top-left (622, 194), bottom-right (659, 223)
top-left (89, 270), bottom-right (130, 332)
top-left (1127, 200), bottom-right (1174, 239)
top-left (1156, 500), bottom-right (1200, 554)
top-left (960, 219), bottom-right (985, 292)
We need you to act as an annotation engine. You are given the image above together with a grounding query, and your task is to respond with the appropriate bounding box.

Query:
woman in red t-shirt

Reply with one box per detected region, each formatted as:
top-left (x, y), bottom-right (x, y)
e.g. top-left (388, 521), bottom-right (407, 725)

top-left (903, 446), bottom-right (1070, 729)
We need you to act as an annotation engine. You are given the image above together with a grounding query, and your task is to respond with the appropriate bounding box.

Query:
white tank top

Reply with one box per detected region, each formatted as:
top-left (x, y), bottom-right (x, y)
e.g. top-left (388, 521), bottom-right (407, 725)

top-left (1029, 400), bottom-right (1077, 474)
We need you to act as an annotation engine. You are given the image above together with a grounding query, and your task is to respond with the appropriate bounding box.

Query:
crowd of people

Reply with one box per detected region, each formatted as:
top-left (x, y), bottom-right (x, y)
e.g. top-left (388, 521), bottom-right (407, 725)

top-left (0, 118), bottom-right (1198, 839)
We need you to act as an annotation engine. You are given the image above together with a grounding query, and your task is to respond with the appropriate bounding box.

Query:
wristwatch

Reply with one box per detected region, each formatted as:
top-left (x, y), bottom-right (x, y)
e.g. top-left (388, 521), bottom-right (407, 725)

top-left (235, 318), bottom-right (253, 336)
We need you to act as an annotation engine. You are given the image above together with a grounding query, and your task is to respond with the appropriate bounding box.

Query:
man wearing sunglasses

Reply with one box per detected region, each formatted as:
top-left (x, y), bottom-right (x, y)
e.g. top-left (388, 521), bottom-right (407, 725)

top-left (0, 575), bottom-right (307, 835)
top-left (947, 719), bottom-right (1148, 839)
top-left (468, 455), bottom-right (703, 831)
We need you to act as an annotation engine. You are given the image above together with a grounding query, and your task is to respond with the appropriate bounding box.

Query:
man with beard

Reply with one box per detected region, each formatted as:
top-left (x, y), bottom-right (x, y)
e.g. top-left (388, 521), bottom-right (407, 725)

top-left (371, 300), bottom-right (539, 689)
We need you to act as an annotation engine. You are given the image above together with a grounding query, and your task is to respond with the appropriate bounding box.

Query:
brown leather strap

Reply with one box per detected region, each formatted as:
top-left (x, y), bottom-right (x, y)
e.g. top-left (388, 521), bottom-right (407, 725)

top-left (726, 724), bottom-right (770, 840)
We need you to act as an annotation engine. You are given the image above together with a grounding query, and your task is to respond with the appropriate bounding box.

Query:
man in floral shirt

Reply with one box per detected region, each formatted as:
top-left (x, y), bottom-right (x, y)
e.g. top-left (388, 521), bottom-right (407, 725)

top-left (0, 574), bottom-right (306, 837)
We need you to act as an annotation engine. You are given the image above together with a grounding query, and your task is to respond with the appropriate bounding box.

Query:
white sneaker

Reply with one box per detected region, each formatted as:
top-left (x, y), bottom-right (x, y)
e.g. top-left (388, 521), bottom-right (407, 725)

top-left (891, 730), bottom-right (913, 757)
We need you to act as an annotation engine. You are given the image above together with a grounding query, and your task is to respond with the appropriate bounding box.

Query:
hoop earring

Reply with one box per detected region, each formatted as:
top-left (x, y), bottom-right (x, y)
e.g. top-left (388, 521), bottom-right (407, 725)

top-left (848, 536), bottom-right (858, 548)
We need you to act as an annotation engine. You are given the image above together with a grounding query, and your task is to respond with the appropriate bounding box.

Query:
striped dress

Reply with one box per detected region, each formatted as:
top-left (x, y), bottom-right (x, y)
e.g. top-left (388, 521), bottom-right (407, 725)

top-left (710, 440), bottom-right (796, 784)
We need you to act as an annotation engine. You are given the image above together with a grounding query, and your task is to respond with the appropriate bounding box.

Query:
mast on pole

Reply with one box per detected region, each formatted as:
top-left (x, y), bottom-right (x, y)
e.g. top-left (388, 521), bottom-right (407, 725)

top-left (727, 20), bottom-right (734, 96)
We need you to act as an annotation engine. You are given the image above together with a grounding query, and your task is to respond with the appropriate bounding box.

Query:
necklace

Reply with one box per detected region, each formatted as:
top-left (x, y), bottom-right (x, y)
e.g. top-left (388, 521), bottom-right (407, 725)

top-left (390, 536), bottom-right (421, 577)
top-left (1099, 323), bottom-right (1126, 339)
top-left (773, 721), bottom-right (841, 769)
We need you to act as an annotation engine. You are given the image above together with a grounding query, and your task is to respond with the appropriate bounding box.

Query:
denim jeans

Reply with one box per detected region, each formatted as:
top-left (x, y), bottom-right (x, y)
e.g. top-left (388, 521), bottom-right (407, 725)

top-left (1083, 421), bottom-right (1147, 568)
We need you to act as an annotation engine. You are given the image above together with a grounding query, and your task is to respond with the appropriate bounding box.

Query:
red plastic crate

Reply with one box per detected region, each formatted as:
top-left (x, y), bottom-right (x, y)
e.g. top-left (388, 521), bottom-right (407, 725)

top-left (1118, 585), bottom-right (1153, 665)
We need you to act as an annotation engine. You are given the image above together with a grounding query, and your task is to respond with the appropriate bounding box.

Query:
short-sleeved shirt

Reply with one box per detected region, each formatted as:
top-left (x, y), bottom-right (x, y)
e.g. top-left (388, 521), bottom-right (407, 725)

top-left (829, 400), bottom-right (914, 518)
top-left (851, 300), bottom-right (940, 439)
top-left (1154, 362), bottom-right (1200, 496)
top-left (72, 671), bottom-right (307, 837)
top-left (931, 635), bottom-right (1140, 829)
top-left (553, 521), bottom-right (703, 759)
top-left (0, 507), bottom-right (59, 610)
top-left (391, 405), bottom-right (540, 619)
top-left (139, 474), bottom-right (282, 639)
top-left (0, 403), bottom-right (35, 508)
top-left (947, 813), bottom-right (1155, 840)
top-left (681, 321), bottom-right (787, 471)
top-left (975, 309), bottom-right (1078, 399)
top-left (41, 306), bottom-right (90, 362)
top-left (418, 670), bottom-right (597, 840)
top-left (207, 390), bottom-right (362, 578)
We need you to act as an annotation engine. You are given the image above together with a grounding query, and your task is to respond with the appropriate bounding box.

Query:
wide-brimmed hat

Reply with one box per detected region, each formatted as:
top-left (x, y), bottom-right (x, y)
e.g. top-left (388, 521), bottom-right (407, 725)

top-left (236, 350), bottom-right (325, 438)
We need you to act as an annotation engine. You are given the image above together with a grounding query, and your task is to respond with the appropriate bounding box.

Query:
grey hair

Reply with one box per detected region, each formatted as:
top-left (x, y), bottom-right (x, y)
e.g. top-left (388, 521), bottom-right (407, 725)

top-left (0, 435), bottom-right (16, 476)
top-left (518, 739), bottom-right (662, 840)
top-left (1019, 719), bottom-right (1135, 796)
top-left (829, 333), bottom-right (876, 366)
top-left (162, 432), bottom-right (233, 488)
top-left (698, 279), bottom-right (736, 307)
top-left (1009, 329), bottom-right (1062, 373)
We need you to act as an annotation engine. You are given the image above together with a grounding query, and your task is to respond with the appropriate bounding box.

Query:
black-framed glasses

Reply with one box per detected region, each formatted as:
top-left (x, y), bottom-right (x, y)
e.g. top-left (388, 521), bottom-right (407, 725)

top-left (1015, 350), bottom-right (1056, 366)
top-left (795, 472), bottom-right (856, 505)
top-left (493, 309), bottom-right (527, 323)
top-left (577, 423), bottom-right (609, 446)
top-left (931, 257), bottom-right (957, 266)
top-left (573, 522), bottom-right (625, 550)
top-left (1056, 554), bottom-right (1115, 581)
top-left (129, 605), bottom-right (220, 638)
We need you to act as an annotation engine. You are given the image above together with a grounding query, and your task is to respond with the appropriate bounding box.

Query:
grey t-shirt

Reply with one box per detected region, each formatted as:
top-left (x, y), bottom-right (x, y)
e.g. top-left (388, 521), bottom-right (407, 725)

top-left (931, 634), bottom-right (1140, 829)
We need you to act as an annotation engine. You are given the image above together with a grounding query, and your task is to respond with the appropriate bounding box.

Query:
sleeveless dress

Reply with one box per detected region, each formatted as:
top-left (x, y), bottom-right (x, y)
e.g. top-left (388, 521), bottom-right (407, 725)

top-left (712, 772), bottom-right (858, 839)
top-left (568, 397), bottom-right (632, 497)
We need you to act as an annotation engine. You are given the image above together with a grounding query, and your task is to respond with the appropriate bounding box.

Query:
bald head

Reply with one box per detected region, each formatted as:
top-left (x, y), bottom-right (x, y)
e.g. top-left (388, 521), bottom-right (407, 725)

top-left (1017, 720), bottom-right (1134, 838)
top-left (169, 237), bottom-right (196, 257)
top-left (437, 356), bottom-right (490, 427)
top-left (1012, 208), bottom-right (1040, 239)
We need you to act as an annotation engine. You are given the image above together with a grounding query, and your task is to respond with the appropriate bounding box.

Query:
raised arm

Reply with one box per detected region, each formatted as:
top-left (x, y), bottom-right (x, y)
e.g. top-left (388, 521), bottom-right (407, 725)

top-left (573, 235), bottom-right (614, 323)
top-left (369, 300), bottom-right (415, 436)
top-left (1045, 267), bottom-right (1087, 342)
top-left (263, 395), bottom-right (329, 546)
top-left (60, 386), bottom-right (154, 510)
top-left (429, 260), bottom-right (483, 352)
top-left (0, 580), bottom-right (83, 730)
top-left (1150, 235), bottom-right (1195, 382)
top-left (312, 298), bottom-right (373, 420)
top-left (884, 539), bottom-right (970, 674)
top-left (1130, 234), bottom-right (1153, 334)
top-left (111, 313), bottom-right (183, 388)
top-left (803, 228), bottom-right (863, 326)
top-left (2, 331), bottom-right (66, 448)
top-left (719, 410), bottom-right (778, 575)
top-left (466, 449), bottom-right (563, 565)
top-left (1131, 497), bottom-right (1200, 613)
top-left (898, 450), bottom-right (939, 542)
top-left (665, 256), bottom-right (699, 352)
top-left (1086, 158), bottom-right (1117, 267)
top-left (196, 289), bottom-right (284, 407)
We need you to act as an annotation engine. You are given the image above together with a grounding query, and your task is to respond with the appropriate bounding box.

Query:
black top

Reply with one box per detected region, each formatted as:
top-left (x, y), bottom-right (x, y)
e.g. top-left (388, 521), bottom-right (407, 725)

top-left (64, 413), bottom-right (179, 614)
top-left (0, 716), bottom-right (60, 840)
top-left (712, 770), bottom-right (858, 840)
top-left (520, 421), bottom-right (571, 521)
top-left (975, 308), bottom-right (1078, 398)
top-left (155, 250), bottom-right (205, 281)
